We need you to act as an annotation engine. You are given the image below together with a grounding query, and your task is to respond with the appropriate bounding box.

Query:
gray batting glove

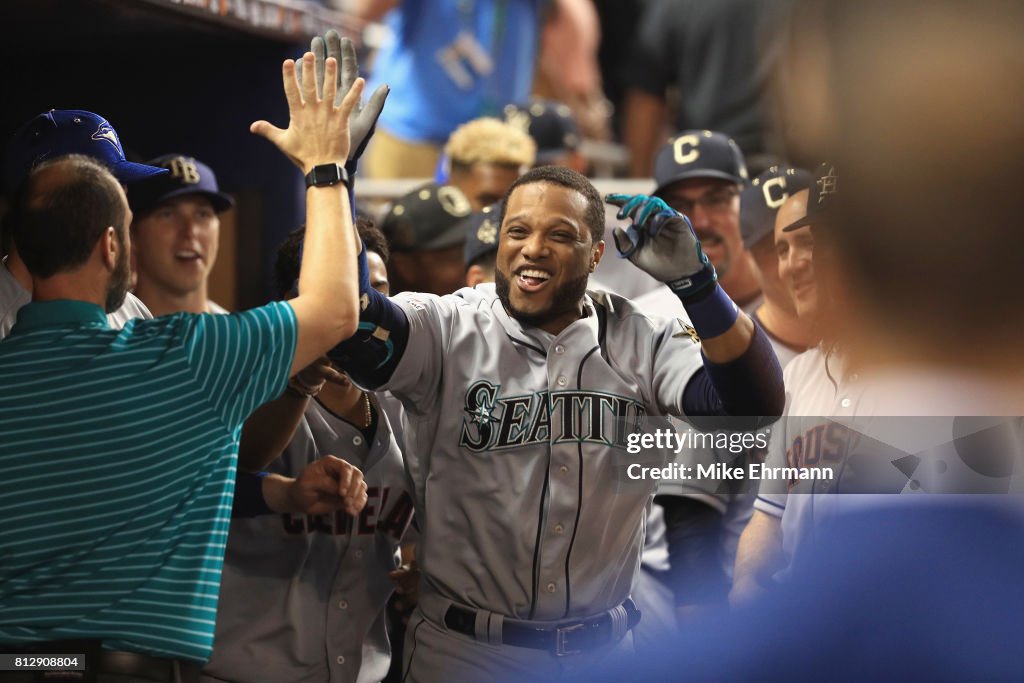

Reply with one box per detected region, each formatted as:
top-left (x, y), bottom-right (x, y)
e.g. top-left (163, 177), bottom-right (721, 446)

top-left (605, 193), bottom-right (718, 296)
top-left (301, 30), bottom-right (389, 164)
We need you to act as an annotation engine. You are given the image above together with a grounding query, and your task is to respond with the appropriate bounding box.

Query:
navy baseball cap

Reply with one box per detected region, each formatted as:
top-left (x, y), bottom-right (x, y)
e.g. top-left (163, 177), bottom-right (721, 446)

top-left (128, 154), bottom-right (235, 216)
top-left (653, 130), bottom-right (748, 196)
top-left (503, 100), bottom-right (581, 164)
top-left (6, 109), bottom-right (168, 191)
top-left (381, 182), bottom-right (473, 252)
top-left (741, 165), bottom-right (813, 247)
top-left (782, 163), bottom-right (839, 233)
top-left (461, 203), bottom-right (501, 268)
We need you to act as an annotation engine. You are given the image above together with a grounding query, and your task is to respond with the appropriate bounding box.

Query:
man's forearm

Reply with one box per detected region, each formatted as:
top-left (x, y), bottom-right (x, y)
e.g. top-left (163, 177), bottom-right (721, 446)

top-left (238, 391), bottom-right (309, 471)
top-left (731, 510), bottom-right (784, 606)
top-left (624, 89), bottom-right (667, 177)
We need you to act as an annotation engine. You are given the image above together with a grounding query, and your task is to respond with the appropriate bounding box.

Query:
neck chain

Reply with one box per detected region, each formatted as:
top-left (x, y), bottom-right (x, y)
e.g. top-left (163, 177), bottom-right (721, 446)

top-left (359, 391), bottom-right (373, 429)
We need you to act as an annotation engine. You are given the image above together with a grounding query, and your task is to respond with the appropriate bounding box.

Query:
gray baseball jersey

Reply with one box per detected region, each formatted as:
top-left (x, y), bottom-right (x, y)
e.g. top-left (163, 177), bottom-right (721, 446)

top-left (202, 396), bottom-right (414, 683)
top-left (0, 259), bottom-right (152, 338)
top-left (381, 282), bottom-right (703, 622)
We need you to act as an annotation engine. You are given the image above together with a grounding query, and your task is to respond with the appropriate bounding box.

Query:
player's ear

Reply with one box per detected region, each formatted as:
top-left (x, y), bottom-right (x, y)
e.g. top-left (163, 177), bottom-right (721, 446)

top-left (466, 265), bottom-right (485, 288)
top-left (590, 240), bottom-right (605, 272)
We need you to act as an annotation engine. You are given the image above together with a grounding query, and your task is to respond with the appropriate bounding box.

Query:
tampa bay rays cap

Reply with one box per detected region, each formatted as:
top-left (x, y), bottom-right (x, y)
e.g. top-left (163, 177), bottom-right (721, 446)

top-left (6, 109), bottom-right (168, 192)
top-left (128, 154), bottom-right (235, 217)
top-left (503, 100), bottom-right (581, 165)
top-left (381, 181), bottom-right (473, 252)
top-left (460, 203), bottom-right (501, 268)
top-left (653, 130), bottom-right (748, 196)
top-left (782, 162), bottom-right (839, 233)
top-left (741, 165), bottom-right (813, 247)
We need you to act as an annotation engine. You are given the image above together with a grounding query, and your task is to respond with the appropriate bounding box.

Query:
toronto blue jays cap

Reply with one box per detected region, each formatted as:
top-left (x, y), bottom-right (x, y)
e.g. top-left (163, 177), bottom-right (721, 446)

top-left (128, 154), bottom-right (235, 216)
top-left (460, 203), bottom-right (501, 268)
top-left (6, 109), bottom-right (168, 192)
top-left (381, 182), bottom-right (473, 252)
top-left (503, 100), bottom-right (581, 164)
top-left (740, 165), bottom-right (813, 247)
top-left (782, 162), bottom-right (839, 233)
top-left (653, 130), bottom-right (748, 196)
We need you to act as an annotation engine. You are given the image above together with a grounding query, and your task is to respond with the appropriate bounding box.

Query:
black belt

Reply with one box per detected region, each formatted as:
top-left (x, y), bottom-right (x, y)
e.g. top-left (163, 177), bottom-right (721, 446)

top-left (443, 600), bottom-right (641, 656)
top-left (0, 640), bottom-right (200, 683)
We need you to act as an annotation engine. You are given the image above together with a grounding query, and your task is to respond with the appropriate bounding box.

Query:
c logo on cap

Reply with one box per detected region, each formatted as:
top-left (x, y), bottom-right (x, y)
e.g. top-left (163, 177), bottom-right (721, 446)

top-left (672, 134), bottom-right (700, 165)
top-left (762, 177), bottom-right (788, 209)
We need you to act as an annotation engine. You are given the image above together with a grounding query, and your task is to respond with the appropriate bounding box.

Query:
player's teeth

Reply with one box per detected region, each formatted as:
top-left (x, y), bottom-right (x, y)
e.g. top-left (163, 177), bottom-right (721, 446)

top-left (520, 270), bottom-right (549, 280)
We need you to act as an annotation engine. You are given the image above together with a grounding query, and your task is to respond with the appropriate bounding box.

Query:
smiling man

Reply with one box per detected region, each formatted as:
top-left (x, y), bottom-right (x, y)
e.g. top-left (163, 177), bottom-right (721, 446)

top-left (129, 154), bottom-right (235, 315)
top-left (326, 165), bottom-right (784, 682)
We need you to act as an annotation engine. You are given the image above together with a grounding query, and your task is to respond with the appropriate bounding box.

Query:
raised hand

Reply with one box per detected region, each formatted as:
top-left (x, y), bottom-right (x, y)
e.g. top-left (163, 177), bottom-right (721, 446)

top-left (251, 52), bottom-right (365, 173)
top-left (605, 193), bottom-right (717, 298)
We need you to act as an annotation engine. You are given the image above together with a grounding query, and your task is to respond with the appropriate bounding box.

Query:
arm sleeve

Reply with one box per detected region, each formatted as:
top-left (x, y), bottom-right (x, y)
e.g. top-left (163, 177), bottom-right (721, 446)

top-left (656, 495), bottom-right (730, 607)
top-left (231, 472), bottom-right (273, 517)
top-left (184, 301), bottom-right (298, 429)
top-left (680, 325), bottom-right (785, 426)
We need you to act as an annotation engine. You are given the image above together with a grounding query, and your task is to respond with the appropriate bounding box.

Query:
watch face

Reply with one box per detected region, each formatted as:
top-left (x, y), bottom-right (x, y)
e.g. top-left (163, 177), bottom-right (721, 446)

top-left (308, 164), bottom-right (344, 187)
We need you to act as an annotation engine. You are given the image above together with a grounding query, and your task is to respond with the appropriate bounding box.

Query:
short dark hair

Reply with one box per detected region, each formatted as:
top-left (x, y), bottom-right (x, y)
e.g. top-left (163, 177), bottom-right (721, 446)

top-left (274, 216), bottom-right (389, 299)
top-left (11, 155), bottom-right (126, 279)
top-left (499, 166), bottom-right (605, 243)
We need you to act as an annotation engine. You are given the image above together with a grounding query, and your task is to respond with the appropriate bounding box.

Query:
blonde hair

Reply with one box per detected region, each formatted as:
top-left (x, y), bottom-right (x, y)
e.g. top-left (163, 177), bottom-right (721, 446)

top-left (444, 117), bottom-right (536, 169)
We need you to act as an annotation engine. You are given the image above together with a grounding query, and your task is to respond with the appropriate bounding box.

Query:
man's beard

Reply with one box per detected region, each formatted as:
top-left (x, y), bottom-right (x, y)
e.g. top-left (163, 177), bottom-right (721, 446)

top-left (104, 237), bottom-right (131, 313)
top-left (495, 269), bottom-right (589, 329)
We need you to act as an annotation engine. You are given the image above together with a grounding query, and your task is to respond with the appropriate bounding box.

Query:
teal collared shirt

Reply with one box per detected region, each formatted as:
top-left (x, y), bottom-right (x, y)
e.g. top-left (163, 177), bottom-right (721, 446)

top-left (10, 299), bottom-right (110, 335)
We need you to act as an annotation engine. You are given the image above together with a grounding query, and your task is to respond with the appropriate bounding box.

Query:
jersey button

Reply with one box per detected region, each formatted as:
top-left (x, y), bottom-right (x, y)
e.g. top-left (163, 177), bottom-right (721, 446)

top-left (354, 550), bottom-right (363, 559)
top-left (353, 436), bottom-right (363, 446)
top-left (336, 655), bottom-right (346, 665)
top-left (840, 398), bottom-right (851, 408)
top-left (559, 465), bottom-right (569, 474)
top-left (546, 582), bottom-right (556, 593)
top-left (556, 376), bottom-right (567, 387)
top-left (338, 599), bottom-right (348, 609)
top-left (553, 524), bottom-right (564, 534)
top-left (554, 344), bottom-right (565, 354)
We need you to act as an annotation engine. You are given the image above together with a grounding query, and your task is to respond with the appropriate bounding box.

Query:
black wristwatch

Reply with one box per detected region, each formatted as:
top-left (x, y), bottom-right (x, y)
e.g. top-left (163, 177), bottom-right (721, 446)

top-left (304, 163), bottom-right (349, 189)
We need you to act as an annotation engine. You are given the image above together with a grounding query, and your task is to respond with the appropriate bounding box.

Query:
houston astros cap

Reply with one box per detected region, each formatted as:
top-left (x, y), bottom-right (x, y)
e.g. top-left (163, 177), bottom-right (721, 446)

top-left (653, 130), bottom-right (748, 196)
top-left (128, 154), bottom-right (235, 216)
top-left (782, 163), bottom-right (839, 232)
top-left (741, 165), bottom-right (813, 247)
top-left (460, 203), bottom-right (501, 268)
top-left (6, 109), bottom-right (168, 192)
top-left (503, 100), bottom-right (581, 164)
top-left (381, 182), bottom-right (473, 252)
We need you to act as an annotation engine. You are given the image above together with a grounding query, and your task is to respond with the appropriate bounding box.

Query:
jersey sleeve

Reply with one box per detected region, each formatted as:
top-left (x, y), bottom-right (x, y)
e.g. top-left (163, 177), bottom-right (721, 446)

top-left (754, 391), bottom-right (792, 518)
top-left (375, 292), bottom-right (451, 415)
top-left (182, 301), bottom-right (298, 430)
top-left (648, 316), bottom-right (707, 417)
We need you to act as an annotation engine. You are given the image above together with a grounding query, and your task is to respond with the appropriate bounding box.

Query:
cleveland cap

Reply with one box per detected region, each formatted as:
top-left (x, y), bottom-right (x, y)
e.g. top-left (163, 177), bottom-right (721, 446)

top-left (653, 130), bottom-right (748, 196)
top-left (381, 182), bottom-right (473, 252)
top-left (129, 154), bottom-right (235, 216)
top-left (782, 162), bottom-right (839, 233)
top-left (6, 109), bottom-right (168, 192)
top-left (740, 165), bottom-right (814, 247)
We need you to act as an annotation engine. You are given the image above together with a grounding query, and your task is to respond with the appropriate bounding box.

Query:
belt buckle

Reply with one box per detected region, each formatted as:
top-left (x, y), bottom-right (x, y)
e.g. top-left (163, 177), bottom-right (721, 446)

top-left (554, 622), bottom-right (585, 656)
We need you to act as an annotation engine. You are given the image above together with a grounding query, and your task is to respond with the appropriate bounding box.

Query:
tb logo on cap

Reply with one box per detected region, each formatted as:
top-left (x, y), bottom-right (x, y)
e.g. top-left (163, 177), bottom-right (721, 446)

top-left (164, 156), bottom-right (201, 185)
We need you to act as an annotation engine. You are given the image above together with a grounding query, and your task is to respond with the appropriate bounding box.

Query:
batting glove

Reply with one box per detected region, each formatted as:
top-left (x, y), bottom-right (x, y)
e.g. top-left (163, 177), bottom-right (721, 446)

top-left (301, 30), bottom-right (389, 166)
top-left (605, 193), bottom-right (717, 299)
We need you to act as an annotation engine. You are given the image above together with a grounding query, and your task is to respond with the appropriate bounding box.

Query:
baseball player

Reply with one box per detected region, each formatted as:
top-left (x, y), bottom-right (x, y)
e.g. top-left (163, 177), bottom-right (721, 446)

top-left (203, 223), bottom-right (413, 683)
top-left (631, 130), bottom-right (760, 315)
top-left (326, 163), bottom-right (783, 681)
top-left (129, 154), bottom-right (235, 315)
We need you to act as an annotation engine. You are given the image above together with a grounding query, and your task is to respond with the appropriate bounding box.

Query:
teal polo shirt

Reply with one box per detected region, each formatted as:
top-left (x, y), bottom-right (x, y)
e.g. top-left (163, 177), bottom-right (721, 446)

top-left (0, 299), bottom-right (297, 661)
